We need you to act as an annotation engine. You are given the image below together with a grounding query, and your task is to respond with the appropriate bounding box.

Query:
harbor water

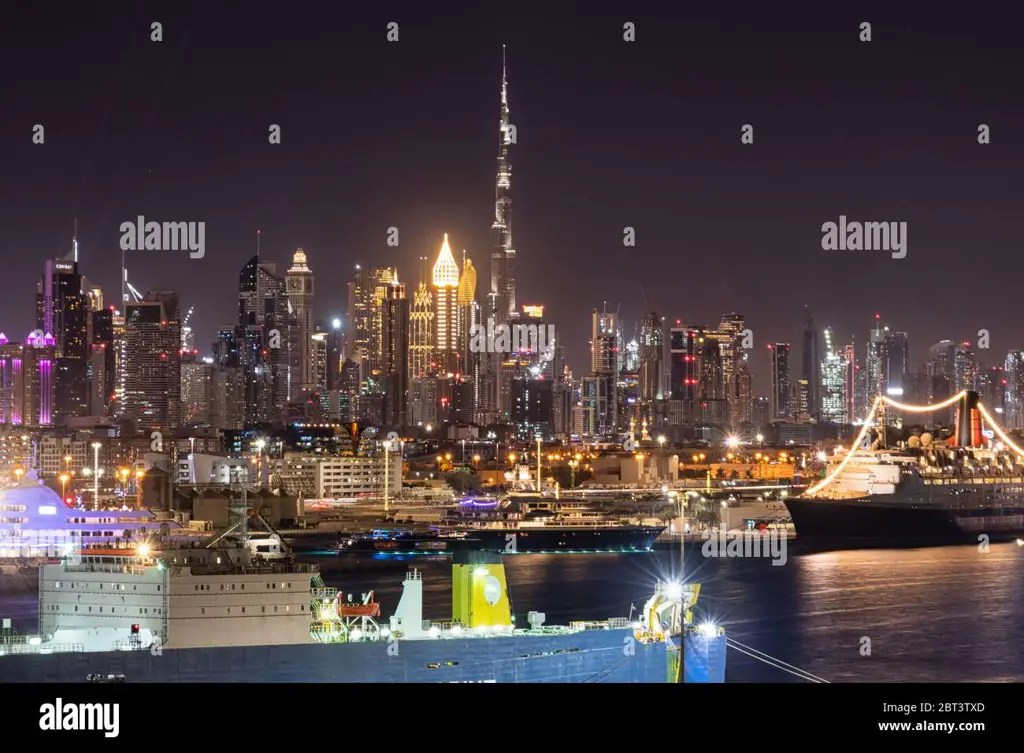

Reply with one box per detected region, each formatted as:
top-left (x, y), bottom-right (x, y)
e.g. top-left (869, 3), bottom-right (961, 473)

top-left (3, 543), bottom-right (1023, 682)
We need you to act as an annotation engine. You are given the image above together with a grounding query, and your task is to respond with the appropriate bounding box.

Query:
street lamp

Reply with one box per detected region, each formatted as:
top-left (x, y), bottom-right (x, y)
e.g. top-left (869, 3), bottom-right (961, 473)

top-left (59, 473), bottom-right (70, 501)
top-left (119, 468), bottom-right (130, 500)
top-left (91, 442), bottom-right (101, 508)
top-left (658, 436), bottom-right (666, 450)
top-left (13, 467), bottom-right (24, 485)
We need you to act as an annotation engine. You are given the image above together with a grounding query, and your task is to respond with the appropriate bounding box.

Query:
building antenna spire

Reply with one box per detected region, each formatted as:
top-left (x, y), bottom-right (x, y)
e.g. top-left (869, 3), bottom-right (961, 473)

top-left (73, 216), bottom-right (79, 263)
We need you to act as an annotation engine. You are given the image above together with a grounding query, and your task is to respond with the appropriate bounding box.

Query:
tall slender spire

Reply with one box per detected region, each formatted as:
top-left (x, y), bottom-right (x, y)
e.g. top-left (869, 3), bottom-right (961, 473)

top-left (501, 44), bottom-right (508, 106)
top-left (490, 45), bottom-right (515, 323)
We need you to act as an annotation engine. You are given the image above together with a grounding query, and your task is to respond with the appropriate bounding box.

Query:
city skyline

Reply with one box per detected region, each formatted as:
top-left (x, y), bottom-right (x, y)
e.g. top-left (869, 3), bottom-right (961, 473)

top-left (3, 7), bottom-right (1023, 403)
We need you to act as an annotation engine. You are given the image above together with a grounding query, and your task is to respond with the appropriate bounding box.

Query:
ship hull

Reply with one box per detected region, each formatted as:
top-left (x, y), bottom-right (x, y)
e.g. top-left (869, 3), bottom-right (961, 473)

top-left (0, 628), bottom-right (671, 683)
top-left (683, 632), bottom-right (727, 683)
top-left (784, 496), bottom-right (1024, 550)
top-left (455, 526), bottom-right (664, 553)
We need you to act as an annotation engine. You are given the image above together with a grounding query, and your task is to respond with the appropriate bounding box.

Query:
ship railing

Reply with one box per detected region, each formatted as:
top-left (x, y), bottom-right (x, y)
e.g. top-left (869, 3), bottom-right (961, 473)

top-left (177, 562), bottom-right (320, 577)
top-left (311, 588), bottom-right (338, 600)
top-left (61, 563), bottom-right (148, 575)
top-left (0, 642), bottom-right (85, 656)
top-left (569, 619), bottom-right (631, 631)
top-left (110, 640), bottom-right (155, 652)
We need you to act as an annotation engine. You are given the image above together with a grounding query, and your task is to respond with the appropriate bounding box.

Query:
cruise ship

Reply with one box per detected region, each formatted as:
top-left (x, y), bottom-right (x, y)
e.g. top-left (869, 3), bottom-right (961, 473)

top-left (0, 524), bottom-right (724, 682)
top-left (785, 391), bottom-right (1024, 549)
top-left (0, 479), bottom-right (187, 559)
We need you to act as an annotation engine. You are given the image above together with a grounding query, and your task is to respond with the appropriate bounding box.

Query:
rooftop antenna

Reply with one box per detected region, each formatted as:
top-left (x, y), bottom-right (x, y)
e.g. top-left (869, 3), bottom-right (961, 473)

top-left (73, 217), bottom-right (79, 263)
top-left (257, 229), bottom-right (261, 263)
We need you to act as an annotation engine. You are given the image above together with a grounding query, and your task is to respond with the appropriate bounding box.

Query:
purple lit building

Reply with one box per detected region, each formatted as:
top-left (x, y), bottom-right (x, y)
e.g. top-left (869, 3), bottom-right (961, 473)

top-left (0, 331), bottom-right (57, 426)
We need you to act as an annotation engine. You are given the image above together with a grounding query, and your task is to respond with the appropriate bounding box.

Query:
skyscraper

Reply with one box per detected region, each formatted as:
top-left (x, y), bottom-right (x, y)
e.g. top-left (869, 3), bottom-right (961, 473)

top-left (37, 252), bottom-right (89, 420)
top-left (0, 332), bottom-right (56, 426)
top-left (285, 249), bottom-right (315, 397)
top-left (90, 307), bottom-right (116, 417)
top-left (800, 308), bottom-right (820, 418)
top-left (490, 46), bottom-right (516, 326)
top-left (820, 328), bottom-right (847, 424)
top-left (717, 313), bottom-right (745, 425)
top-left (124, 291), bottom-right (181, 430)
top-left (432, 234), bottom-right (461, 374)
top-left (409, 278), bottom-right (435, 381)
top-left (1005, 350), bottom-right (1024, 430)
top-left (381, 274), bottom-right (409, 428)
top-left (638, 312), bottom-right (663, 406)
top-left (457, 255), bottom-right (478, 372)
top-left (865, 316), bottom-right (888, 398)
top-left (237, 256), bottom-right (292, 423)
top-left (885, 331), bottom-right (908, 397)
top-left (346, 265), bottom-right (372, 379)
top-left (589, 308), bottom-right (618, 435)
top-left (769, 343), bottom-right (791, 419)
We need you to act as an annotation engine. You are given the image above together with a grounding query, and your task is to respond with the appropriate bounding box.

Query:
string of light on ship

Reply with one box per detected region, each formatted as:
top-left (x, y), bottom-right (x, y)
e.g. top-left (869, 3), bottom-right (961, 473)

top-left (804, 390), bottom-right (1024, 496)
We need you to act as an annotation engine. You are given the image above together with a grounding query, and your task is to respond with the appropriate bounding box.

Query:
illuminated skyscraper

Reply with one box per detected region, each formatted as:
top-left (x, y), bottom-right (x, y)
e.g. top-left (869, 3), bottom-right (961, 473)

top-left (490, 46), bottom-right (516, 325)
top-left (285, 249), bottom-right (315, 396)
top-left (457, 255), bottom-right (478, 370)
top-left (37, 250), bottom-right (89, 420)
top-left (717, 313), bottom-right (746, 426)
top-left (432, 234), bottom-right (461, 374)
top-left (638, 312), bottom-right (663, 405)
top-left (1005, 350), bottom-right (1024, 430)
top-left (820, 328), bottom-right (847, 424)
top-left (237, 257), bottom-right (291, 423)
top-left (346, 265), bottom-right (372, 378)
top-left (0, 333), bottom-right (55, 426)
top-left (124, 291), bottom-right (181, 430)
top-left (590, 307), bottom-right (618, 435)
top-left (409, 279), bottom-right (435, 380)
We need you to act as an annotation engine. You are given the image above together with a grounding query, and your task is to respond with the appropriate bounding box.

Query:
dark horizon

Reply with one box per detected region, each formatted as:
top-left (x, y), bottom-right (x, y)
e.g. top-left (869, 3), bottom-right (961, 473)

top-left (3, 4), bottom-right (1023, 389)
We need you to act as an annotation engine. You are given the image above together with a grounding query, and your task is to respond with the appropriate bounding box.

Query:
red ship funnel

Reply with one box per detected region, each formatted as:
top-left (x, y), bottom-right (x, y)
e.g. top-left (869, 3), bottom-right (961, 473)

top-left (952, 391), bottom-right (983, 448)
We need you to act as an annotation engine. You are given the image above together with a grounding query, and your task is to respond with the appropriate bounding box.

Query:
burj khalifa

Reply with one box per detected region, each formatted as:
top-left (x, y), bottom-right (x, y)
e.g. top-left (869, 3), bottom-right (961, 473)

top-left (490, 45), bottom-right (516, 326)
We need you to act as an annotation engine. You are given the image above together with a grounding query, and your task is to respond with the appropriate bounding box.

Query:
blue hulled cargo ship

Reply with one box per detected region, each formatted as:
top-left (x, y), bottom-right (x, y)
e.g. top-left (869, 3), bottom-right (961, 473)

top-left (0, 536), bottom-right (725, 683)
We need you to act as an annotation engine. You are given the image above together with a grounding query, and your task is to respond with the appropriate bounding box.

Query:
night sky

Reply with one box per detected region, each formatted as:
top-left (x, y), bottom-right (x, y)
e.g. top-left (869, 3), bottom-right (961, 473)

top-left (2, 4), bottom-right (1022, 388)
